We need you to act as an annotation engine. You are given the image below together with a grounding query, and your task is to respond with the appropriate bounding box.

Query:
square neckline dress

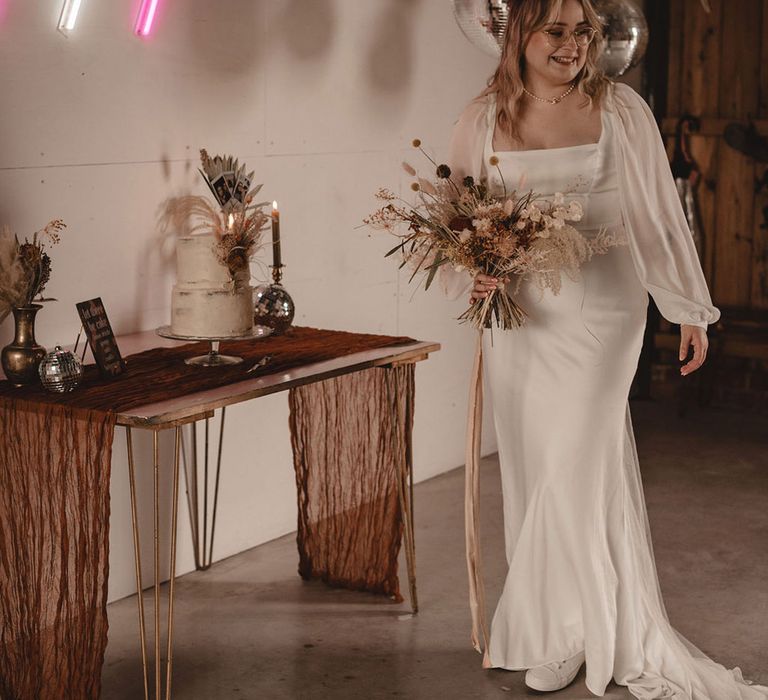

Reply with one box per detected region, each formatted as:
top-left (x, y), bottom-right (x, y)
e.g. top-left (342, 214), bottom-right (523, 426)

top-left (477, 93), bottom-right (768, 700)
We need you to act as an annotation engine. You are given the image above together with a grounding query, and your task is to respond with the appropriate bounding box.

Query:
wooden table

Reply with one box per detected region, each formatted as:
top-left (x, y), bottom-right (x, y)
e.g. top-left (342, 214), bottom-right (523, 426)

top-left (110, 330), bottom-right (440, 700)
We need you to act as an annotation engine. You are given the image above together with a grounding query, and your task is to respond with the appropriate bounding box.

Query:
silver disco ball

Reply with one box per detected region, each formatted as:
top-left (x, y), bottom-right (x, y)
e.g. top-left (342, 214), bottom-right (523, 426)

top-left (451, 0), bottom-right (648, 78)
top-left (452, 0), bottom-right (509, 57)
top-left (39, 345), bottom-right (83, 393)
top-left (253, 283), bottom-right (295, 335)
top-left (596, 0), bottom-right (648, 78)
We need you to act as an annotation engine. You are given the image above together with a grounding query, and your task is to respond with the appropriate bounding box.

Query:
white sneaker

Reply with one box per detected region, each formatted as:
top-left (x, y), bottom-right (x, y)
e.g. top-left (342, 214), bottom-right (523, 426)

top-left (524, 650), bottom-right (586, 692)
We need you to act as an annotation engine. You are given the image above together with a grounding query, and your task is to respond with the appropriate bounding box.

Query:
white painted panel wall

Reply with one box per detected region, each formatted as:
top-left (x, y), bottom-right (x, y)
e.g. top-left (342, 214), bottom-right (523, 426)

top-left (0, 0), bottom-right (503, 603)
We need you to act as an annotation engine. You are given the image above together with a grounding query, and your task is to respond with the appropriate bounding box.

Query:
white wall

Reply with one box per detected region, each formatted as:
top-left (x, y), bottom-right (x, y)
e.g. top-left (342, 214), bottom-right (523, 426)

top-left (0, 0), bottom-right (500, 602)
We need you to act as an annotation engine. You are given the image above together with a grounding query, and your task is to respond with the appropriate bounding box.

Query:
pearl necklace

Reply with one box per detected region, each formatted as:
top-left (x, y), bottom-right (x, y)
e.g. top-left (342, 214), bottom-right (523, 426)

top-left (523, 81), bottom-right (576, 105)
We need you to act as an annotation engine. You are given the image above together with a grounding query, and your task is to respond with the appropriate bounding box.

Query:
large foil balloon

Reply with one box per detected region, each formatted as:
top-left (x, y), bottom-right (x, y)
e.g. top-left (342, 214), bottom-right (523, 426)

top-left (595, 0), bottom-right (648, 77)
top-left (452, 0), bottom-right (648, 78)
top-left (452, 0), bottom-right (509, 57)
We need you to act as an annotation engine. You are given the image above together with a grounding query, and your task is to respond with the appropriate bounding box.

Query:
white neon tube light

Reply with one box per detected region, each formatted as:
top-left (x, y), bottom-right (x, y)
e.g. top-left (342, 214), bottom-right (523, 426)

top-left (57, 0), bottom-right (82, 35)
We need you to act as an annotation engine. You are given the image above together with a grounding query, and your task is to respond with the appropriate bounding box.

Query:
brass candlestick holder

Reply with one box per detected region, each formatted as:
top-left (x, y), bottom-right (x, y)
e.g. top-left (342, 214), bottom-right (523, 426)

top-left (253, 264), bottom-right (295, 335)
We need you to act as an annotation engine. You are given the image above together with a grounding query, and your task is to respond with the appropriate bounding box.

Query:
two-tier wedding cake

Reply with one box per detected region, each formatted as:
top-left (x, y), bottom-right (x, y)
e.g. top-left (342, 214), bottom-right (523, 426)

top-left (170, 234), bottom-right (253, 337)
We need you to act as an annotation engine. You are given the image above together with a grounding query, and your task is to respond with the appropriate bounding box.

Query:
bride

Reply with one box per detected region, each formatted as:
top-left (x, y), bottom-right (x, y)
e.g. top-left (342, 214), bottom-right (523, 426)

top-left (441, 1), bottom-right (768, 698)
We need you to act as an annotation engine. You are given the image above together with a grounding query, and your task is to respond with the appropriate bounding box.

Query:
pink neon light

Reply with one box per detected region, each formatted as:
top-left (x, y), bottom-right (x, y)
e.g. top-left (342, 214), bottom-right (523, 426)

top-left (134, 0), bottom-right (159, 36)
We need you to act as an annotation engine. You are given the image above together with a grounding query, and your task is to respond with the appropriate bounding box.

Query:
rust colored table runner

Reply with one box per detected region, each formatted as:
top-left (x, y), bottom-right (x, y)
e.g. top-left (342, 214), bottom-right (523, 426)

top-left (289, 363), bottom-right (415, 602)
top-left (0, 402), bottom-right (114, 700)
top-left (0, 326), bottom-right (418, 700)
top-left (0, 326), bottom-right (415, 413)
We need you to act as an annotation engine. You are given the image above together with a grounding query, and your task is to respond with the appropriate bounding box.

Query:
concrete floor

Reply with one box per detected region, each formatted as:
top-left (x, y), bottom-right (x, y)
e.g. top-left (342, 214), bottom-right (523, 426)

top-left (102, 399), bottom-right (768, 699)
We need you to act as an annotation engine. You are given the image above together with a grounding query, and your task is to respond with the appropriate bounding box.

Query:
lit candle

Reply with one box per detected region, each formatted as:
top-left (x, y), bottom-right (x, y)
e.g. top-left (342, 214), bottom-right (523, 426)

top-left (271, 200), bottom-right (282, 268)
top-left (227, 213), bottom-right (234, 230)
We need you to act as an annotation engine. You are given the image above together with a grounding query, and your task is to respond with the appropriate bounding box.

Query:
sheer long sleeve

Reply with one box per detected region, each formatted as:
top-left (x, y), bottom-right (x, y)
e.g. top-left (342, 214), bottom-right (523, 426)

top-left (611, 83), bottom-right (721, 329)
top-left (438, 96), bottom-right (491, 301)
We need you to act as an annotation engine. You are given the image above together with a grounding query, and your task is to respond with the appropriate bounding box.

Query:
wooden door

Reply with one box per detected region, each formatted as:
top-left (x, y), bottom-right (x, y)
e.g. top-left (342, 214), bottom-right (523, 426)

top-left (653, 0), bottom-right (768, 311)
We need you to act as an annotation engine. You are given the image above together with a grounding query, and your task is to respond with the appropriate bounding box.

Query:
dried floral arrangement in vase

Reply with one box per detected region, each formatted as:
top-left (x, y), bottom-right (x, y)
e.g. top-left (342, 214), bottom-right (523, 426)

top-left (0, 220), bottom-right (66, 385)
top-left (0, 219), bottom-right (65, 321)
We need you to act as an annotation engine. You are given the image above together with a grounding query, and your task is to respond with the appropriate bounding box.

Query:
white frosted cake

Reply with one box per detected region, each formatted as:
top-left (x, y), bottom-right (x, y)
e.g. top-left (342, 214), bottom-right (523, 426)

top-left (170, 234), bottom-right (253, 337)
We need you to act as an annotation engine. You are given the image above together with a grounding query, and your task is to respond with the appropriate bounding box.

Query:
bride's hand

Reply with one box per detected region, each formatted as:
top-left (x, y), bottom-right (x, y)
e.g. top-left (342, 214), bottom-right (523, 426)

top-left (469, 273), bottom-right (510, 305)
top-left (679, 324), bottom-right (708, 376)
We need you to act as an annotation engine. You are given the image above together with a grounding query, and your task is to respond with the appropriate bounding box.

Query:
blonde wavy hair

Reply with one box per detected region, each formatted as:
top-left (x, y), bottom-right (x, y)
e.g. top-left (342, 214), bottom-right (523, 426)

top-left (480, 0), bottom-right (611, 144)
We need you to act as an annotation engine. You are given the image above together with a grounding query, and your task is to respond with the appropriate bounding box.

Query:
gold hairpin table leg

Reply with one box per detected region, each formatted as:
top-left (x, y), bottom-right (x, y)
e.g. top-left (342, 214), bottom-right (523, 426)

top-left (125, 426), bottom-right (182, 700)
top-left (396, 428), bottom-right (418, 613)
top-left (126, 427), bottom-right (150, 700)
top-left (165, 428), bottom-right (181, 699)
top-left (153, 431), bottom-right (161, 699)
top-left (404, 377), bottom-right (418, 613)
top-left (181, 408), bottom-right (227, 571)
top-left (398, 378), bottom-right (419, 613)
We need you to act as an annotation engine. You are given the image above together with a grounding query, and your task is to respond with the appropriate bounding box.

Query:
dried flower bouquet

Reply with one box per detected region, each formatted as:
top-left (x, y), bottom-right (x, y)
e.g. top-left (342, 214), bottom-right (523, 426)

top-left (365, 141), bottom-right (622, 330)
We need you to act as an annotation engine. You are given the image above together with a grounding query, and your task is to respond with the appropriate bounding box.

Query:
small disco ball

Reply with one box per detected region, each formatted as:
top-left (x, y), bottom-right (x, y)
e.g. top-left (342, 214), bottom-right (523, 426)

top-left (253, 283), bottom-right (295, 335)
top-left (595, 0), bottom-right (648, 78)
top-left (452, 0), bottom-right (509, 57)
top-left (38, 345), bottom-right (83, 393)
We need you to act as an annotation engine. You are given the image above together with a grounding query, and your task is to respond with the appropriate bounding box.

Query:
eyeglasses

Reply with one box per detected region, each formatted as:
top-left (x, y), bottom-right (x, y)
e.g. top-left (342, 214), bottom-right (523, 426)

top-left (542, 26), bottom-right (596, 49)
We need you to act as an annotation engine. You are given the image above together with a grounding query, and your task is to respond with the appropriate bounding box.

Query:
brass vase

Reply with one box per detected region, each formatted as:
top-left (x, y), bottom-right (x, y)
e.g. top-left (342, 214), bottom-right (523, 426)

top-left (2, 305), bottom-right (47, 387)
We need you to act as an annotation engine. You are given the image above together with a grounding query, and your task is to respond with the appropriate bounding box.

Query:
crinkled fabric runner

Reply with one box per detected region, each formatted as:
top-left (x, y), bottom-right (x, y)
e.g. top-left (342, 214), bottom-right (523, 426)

top-left (288, 364), bottom-right (415, 602)
top-left (0, 400), bottom-right (115, 700)
top-left (0, 326), bottom-right (417, 699)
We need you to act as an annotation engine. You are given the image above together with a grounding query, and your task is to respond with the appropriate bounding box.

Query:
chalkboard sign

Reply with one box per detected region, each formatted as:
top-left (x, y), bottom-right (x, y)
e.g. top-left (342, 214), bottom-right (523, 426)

top-left (76, 297), bottom-right (126, 377)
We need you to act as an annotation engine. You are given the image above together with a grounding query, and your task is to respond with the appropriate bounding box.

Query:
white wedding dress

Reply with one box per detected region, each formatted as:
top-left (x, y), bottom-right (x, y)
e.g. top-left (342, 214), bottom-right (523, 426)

top-left (444, 89), bottom-right (768, 699)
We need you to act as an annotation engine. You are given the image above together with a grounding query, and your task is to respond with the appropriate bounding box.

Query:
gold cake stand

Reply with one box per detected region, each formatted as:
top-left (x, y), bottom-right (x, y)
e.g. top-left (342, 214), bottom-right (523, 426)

top-left (156, 325), bottom-right (273, 366)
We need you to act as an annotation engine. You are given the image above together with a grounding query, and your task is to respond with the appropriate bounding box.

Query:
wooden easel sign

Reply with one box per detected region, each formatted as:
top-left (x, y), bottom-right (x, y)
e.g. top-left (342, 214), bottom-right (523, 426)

top-left (76, 297), bottom-right (126, 377)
